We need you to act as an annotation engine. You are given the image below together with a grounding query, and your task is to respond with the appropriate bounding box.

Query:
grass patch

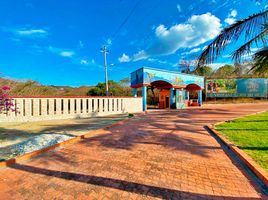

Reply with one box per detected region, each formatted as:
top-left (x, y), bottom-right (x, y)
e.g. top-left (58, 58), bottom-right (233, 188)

top-left (216, 111), bottom-right (268, 172)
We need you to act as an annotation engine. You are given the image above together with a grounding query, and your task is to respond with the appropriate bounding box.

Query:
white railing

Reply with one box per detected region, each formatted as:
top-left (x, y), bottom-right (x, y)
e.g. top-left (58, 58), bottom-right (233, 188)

top-left (0, 96), bottom-right (143, 122)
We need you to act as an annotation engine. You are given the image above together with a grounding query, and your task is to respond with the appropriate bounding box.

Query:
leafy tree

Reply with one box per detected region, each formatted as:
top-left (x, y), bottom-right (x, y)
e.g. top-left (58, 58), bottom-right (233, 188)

top-left (213, 65), bottom-right (235, 78)
top-left (197, 9), bottom-right (268, 73)
top-left (87, 80), bottom-right (132, 96)
top-left (250, 47), bottom-right (268, 74)
top-left (119, 77), bottom-right (132, 96)
top-left (233, 62), bottom-right (243, 76)
top-left (119, 77), bottom-right (130, 87)
top-left (193, 66), bottom-right (213, 77)
top-left (87, 86), bottom-right (104, 96)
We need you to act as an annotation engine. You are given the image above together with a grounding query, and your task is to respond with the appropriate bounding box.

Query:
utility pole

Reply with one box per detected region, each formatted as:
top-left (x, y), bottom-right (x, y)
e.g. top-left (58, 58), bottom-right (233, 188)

top-left (100, 46), bottom-right (109, 96)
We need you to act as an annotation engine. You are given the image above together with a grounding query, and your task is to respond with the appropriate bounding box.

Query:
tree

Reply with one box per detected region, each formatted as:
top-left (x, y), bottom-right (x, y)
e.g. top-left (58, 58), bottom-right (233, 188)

top-left (193, 66), bottom-right (213, 77)
top-left (197, 9), bottom-right (268, 72)
top-left (87, 80), bottom-right (132, 96)
top-left (213, 65), bottom-right (235, 78)
top-left (119, 77), bottom-right (130, 87)
top-left (179, 60), bottom-right (197, 73)
top-left (250, 47), bottom-right (268, 74)
top-left (119, 77), bottom-right (132, 96)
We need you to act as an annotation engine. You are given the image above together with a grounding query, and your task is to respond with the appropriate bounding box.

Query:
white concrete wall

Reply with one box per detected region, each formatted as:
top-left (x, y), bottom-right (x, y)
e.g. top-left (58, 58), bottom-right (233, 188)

top-left (0, 97), bottom-right (143, 122)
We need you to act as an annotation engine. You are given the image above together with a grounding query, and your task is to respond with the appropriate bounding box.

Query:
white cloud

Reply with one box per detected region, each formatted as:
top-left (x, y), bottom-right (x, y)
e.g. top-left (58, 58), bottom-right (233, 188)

top-left (15, 28), bottom-right (48, 38)
top-left (147, 58), bottom-right (157, 62)
top-left (251, 47), bottom-right (260, 52)
top-left (132, 12), bottom-right (221, 61)
top-left (182, 47), bottom-right (201, 55)
top-left (60, 51), bottom-right (75, 57)
top-left (208, 63), bottom-right (229, 70)
top-left (133, 50), bottom-right (149, 61)
top-left (78, 40), bottom-right (84, 48)
top-left (225, 9), bottom-right (237, 25)
top-left (147, 58), bottom-right (168, 64)
top-left (177, 4), bottom-right (182, 12)
top-left (202, 45), bottom-right (208, 50)
top-left (48, 46), bottom-right (75, 58)
top-left (118, 53), bottom-right (131, 63)
top-left (223, 54), bottom-right (231, 58)
top-left (105, 38), bottom-right (112, 47)
top-left (224, 17), bottom-right (236, 25)
top-left (229, 9), bottom-right (237, 18)
top-left (80, 59), bottom-right (89, 65)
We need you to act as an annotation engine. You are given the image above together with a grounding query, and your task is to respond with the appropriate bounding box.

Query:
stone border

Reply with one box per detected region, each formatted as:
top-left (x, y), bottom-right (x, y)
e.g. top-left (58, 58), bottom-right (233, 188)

top-left (206, 113), bottom-right (268, 187)
top-left (0, 113), bottom-right (145, 168)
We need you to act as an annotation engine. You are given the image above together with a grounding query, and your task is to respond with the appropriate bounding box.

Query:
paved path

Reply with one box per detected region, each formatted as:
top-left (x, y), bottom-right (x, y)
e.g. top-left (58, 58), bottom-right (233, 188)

top-left (1, 103), bottom-right (268, 200)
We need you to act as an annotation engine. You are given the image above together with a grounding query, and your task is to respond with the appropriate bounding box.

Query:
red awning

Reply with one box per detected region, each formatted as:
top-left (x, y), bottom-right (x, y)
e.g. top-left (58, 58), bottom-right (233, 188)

top-left (186, 84), bottom-right (202, 91)
top-left (150, 81), bottom-right (173, 89)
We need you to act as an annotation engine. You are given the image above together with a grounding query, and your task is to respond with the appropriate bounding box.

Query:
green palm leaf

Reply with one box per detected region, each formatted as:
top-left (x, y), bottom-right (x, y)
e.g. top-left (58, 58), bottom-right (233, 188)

top-left (197, 10), bottom-right (268, 67)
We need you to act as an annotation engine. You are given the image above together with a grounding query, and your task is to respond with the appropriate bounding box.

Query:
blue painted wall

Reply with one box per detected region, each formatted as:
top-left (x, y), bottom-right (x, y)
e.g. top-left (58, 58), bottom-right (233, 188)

top-left (131, 67), bottom-right (204, 88)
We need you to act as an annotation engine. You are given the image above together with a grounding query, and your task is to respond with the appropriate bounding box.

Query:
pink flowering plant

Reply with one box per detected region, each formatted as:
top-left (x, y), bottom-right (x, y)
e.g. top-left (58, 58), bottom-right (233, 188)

top-left (0, 85), bottom-right (16, 114)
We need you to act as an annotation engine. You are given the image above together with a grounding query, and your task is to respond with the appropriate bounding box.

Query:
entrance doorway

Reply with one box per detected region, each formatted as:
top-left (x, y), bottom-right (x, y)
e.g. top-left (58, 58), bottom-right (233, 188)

top-left (165, 96), bottom-right (169, 108)
top-left (159, 90), bottom-right (170, 109)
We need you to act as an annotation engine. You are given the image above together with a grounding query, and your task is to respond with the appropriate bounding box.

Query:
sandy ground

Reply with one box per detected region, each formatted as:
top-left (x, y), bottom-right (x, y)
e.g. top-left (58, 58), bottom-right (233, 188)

top-left (0, 114), bottom-right (127, 160)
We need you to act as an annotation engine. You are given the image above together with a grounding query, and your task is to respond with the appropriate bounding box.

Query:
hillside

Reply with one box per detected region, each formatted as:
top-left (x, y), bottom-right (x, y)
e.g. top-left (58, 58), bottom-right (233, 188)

top-left (0, 78), bottom-right (93, 96)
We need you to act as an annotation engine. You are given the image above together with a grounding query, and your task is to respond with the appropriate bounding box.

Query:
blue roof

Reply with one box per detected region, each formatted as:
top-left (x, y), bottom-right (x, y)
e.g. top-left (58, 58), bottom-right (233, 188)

top-left (131, 67), bottom-right (204, 88)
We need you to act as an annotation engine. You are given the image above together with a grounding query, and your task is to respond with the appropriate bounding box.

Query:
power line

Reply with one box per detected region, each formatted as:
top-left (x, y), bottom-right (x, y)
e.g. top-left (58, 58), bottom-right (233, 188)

top-left (111, 0), bottom-right (143, 41)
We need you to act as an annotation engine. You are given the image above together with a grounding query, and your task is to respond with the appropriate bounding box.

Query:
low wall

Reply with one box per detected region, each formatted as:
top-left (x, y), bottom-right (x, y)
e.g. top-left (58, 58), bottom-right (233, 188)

top-left (0, 96), bottom-right (143, 122)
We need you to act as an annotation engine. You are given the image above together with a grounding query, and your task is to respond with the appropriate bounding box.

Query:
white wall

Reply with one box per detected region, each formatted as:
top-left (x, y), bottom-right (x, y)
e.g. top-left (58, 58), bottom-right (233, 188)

top-left (0, 97), bottom-right (143, 122)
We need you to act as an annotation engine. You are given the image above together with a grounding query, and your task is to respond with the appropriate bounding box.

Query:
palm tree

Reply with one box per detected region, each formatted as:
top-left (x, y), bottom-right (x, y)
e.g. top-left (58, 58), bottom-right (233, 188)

top-left (250, 47), bottom-right (268, 74)
top-left (197, 9), bottom-right (268, 72)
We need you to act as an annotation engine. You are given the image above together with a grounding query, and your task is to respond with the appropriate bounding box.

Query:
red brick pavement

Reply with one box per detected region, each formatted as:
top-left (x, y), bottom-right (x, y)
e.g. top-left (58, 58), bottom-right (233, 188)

top-left (1, 103), bottom-right (268, 200)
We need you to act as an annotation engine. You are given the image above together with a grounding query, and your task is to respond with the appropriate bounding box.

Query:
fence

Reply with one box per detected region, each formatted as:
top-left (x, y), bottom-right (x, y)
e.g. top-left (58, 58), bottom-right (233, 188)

top-left (0, 96), bottom-right (143, 122)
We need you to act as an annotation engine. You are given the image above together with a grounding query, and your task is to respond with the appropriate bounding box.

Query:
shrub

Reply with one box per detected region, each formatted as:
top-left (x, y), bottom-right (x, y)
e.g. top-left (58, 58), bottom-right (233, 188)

top-left (128, 113), bottom-right (134, 118)
top-left (0, 85), bottom-right (15, 114)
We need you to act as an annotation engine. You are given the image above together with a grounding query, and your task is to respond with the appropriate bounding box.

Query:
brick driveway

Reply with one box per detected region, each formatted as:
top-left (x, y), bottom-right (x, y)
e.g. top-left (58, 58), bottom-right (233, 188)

top-left (0, 103), bottom-right (268, 200)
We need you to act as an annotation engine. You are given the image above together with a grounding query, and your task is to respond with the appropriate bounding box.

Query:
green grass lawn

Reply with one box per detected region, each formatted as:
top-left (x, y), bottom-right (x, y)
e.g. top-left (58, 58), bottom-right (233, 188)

top-left (216, 111), bottom-right (268, 172)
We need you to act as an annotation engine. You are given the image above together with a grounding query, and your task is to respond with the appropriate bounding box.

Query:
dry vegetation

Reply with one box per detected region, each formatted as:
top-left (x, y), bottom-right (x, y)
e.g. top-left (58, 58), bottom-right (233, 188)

top-left (0, 78), bottom-right (93, 96)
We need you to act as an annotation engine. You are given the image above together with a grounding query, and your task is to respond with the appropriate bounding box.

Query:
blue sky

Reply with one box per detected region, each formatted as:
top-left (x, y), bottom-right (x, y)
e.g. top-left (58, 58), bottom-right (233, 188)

top-left (0, 0), bottom-right (266, 86)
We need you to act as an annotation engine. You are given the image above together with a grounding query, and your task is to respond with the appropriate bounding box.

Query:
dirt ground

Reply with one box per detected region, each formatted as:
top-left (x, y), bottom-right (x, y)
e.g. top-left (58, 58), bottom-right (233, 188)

top-left (0, 114), bottom-right (128, 160)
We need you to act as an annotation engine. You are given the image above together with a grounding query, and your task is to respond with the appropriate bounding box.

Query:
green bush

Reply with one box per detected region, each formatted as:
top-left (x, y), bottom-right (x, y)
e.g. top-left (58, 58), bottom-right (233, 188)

top-left (128, 113), bottom-right (134, 118)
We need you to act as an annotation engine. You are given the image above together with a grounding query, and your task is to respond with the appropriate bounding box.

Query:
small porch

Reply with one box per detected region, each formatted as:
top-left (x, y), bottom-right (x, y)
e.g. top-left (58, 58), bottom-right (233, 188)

top-left (131, 67), bottom-right (204, 111)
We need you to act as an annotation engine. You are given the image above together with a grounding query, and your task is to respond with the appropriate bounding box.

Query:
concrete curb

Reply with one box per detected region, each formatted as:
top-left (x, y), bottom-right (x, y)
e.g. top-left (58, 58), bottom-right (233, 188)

top-left (0, 113), bottom-right (145, 168)
top-left (206, 125), bottom-right (268, 188)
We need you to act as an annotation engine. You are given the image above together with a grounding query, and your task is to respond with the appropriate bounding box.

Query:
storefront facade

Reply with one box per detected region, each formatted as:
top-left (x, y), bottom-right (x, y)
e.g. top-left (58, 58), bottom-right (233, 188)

top-left (131, 67), bottom-right (204, 111)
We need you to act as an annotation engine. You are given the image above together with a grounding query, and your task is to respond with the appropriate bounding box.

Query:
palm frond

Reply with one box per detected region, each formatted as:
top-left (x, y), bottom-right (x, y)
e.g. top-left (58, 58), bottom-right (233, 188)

top-left (250, 47), bottom-right (268, 73)
top-left (197, 10), bottom-right (268, 67)
top-left (231, 28), bottom-right (268, 62)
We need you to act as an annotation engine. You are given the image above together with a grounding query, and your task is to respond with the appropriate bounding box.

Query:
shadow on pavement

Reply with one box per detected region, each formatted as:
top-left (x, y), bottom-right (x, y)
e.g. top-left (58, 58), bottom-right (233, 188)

top-left (10, 163), bottom-right (265, 200)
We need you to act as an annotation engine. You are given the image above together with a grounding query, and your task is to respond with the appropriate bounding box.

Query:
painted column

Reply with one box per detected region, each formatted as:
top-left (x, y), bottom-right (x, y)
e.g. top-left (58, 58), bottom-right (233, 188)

top-left (186, 91), bottom-right (190, 100)
top-left (132, 88), bottom-right (137, 97)
top-left (142, 86), bottom-right (147, 111)
top-left (170, 88), bottom-right (174, 109)
top-left (198, 90), bottom-right (202, 106)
